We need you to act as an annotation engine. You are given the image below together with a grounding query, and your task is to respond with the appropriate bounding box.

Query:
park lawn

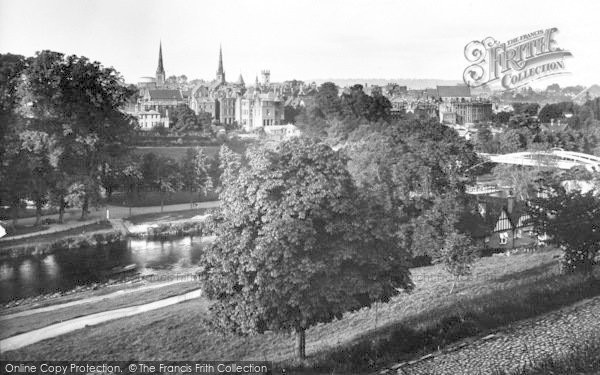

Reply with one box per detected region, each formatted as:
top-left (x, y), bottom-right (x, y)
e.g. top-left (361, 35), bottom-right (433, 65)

top-left (0, 221), bottom-right (113, 250)
top-left (133, 146), bottom-right (220, 160)
top-left (0, 207), bottom-right (58, 221)
top-left (5, 248), bottom-right (600, 372)
top-left (0, 281), bottom-right (202, 340)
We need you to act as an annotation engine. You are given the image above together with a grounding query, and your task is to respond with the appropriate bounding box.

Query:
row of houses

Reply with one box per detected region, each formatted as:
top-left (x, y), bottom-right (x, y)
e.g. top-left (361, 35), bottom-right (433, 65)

top-left (387, 85), bottom-right (493, 125)
top-left (128, 45), bottom-right (292, 132)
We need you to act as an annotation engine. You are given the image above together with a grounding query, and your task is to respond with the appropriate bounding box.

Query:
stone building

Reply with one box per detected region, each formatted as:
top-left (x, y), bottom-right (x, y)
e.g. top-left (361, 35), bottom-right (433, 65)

top-left (128, 43), bottom-right (184, 130)
top-left (236, 87), bottom-right (285, 132)
top-left (436, 85), bottom-right (492, 125)
top-left (189, 46), bottom-right (245, 125)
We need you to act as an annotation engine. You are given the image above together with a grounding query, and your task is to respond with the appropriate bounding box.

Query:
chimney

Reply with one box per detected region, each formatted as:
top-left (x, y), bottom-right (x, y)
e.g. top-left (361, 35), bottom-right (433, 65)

top-left (478, 202), bottom-right (487, 217)
top-left (507, 196), bottom-right (514, 214)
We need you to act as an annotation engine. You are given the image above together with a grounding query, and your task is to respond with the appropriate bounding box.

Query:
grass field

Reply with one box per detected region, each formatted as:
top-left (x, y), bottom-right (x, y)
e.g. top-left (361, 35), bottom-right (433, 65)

top-left (0, 281), bottom-right (201, 339)
top-left (133, 146), bottom-right (220, 160)
top-left (4, 249), bottom-right (600, 373)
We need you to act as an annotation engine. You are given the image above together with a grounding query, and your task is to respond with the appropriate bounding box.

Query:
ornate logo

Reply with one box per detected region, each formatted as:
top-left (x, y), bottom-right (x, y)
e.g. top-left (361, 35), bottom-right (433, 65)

top-left (463, 28), bottom-right (572, 90)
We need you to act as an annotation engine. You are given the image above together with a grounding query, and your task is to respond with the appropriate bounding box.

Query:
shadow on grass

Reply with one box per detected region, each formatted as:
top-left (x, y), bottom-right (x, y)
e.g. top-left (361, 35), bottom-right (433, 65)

top-left (491, 261), bottom-right (557, 284)
top-left (283, 272), bottom-right (600, 374)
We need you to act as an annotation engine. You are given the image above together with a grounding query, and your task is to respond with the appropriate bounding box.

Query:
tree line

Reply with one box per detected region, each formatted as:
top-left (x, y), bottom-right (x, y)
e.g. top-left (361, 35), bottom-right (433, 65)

top-left (0, 51), bottom-right (137, 225)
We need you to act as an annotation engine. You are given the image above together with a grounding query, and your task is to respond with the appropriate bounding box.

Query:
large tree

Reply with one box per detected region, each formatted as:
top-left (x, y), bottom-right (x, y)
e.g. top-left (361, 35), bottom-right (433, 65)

top-left (180, 147), bottom-right (213, 207)
top-left (344, 119), bottom-right (480, 262)
top-left (16, 50), bottom-right (136, 219)
top-left (199, 139), bottom-right (413, 359)
top-left (529, 183), bottom-right (600, 274)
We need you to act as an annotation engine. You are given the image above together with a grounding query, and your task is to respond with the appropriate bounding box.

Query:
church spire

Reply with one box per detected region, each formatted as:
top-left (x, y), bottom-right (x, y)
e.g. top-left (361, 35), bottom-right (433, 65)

top-left (156, 41), bottom-right (165, 87)
top-left (216, 44), bottom-right (225, 83)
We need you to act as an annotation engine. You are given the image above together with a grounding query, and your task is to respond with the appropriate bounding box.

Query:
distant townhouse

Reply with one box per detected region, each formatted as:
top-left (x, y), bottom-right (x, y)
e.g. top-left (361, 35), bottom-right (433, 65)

top-left (437, 85), bottom-right (493, 125)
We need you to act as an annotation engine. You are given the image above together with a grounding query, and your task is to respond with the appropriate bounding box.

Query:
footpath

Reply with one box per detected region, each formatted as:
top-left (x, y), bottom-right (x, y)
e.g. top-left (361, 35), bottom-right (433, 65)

top-left (0, 201), bottom-right (220, 243)
top-left (0, 288), bottom-right (203, 352)
top-left (379, 295), bottom-right (600, 375)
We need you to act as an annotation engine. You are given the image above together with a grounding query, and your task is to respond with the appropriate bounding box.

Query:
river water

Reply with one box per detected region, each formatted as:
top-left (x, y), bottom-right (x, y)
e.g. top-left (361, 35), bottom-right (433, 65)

top-left (0, 237), bottom-right (208, 303)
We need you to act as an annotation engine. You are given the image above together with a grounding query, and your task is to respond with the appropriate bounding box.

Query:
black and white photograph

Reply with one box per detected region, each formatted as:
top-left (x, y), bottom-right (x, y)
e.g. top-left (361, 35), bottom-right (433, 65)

top-left (1, 0), bottom-right (600, 373)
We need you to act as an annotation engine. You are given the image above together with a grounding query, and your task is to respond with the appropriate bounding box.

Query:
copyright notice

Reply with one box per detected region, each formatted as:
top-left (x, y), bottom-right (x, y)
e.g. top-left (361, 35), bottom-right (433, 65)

top-left (1, 361), bottom-right (272, 375)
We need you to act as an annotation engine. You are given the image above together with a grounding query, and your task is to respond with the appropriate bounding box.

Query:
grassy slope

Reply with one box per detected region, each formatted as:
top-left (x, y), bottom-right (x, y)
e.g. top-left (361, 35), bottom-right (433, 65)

top-left (7, 249), bottom-right (600, 367)
top-left (0, 281), bottom-right (202, 339)
top-left (1, 279), bottom-right (195, 315)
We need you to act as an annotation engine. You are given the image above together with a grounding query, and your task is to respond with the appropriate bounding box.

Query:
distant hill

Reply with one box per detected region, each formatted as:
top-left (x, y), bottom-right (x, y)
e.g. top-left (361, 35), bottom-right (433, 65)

top-left (306, 78), bottom-right (463, 89)
top-left (573, 84), bottom-right (600, 105)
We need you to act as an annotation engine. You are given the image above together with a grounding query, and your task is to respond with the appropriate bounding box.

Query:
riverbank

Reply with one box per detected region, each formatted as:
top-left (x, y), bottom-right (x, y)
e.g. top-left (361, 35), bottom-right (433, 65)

top-left (123, 209), bottom-right (213, 239)
top-left (0, 201), bottom-right (220, 260)
top-left (0, 221), bottom-right (124, 260)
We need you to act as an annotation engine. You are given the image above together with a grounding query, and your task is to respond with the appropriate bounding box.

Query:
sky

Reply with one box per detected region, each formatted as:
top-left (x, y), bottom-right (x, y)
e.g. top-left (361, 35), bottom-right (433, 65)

top-left (1, 0), bottom-right (599, 87)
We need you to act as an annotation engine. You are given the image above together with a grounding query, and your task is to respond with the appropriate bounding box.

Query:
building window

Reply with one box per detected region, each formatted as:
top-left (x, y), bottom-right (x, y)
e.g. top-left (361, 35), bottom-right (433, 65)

top-left (499, 232), bottom-right (509, 245)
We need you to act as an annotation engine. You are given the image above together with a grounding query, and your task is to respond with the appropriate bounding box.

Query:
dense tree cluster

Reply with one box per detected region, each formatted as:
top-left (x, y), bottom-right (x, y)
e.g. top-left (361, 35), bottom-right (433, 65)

top-left (200, 108), bottom-right (485, 357)
top-left (474, 101), bottom-right (600, 156)
top-left (528, 178), bottom-right (600, 273)
top-left (0, 51), bottom-right (135, 224)
top-left (294, 82), bottom-right (393, 140)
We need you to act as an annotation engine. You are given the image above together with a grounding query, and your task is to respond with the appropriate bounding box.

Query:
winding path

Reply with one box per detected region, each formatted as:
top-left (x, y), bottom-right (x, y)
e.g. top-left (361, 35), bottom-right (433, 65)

top-left (0, 289), bottom-right (202, 353)
top-left (0, 280), bottom-right (188, 321)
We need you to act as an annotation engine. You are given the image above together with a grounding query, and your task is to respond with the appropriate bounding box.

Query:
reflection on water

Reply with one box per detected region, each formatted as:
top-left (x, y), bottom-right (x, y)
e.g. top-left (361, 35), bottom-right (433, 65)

top-left (0, 237), bottom-right (207, 303)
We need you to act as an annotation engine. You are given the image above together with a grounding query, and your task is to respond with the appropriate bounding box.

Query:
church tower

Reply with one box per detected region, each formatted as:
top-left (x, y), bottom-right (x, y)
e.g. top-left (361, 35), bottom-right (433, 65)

top-left (216, 45), bottom-right (226, 84)
top-left (156, 42), bottom-right (166, 87)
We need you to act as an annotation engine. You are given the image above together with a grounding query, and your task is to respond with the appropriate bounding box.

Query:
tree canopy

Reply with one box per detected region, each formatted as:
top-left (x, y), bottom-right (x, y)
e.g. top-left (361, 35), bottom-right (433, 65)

top-left (0, 51), bottom-right (136, 222)
top-left (199, 139), bottom-right (414, 359)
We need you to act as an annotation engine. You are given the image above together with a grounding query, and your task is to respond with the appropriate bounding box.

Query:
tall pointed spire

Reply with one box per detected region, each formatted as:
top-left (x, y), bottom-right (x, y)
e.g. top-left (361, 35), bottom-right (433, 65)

top-left (216, 44), bottom-right (225, 83)
top-left (156, 41), bottom-right (166, 87)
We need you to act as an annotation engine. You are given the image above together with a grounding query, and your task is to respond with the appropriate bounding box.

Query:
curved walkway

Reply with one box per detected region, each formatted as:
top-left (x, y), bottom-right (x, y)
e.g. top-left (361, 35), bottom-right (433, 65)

top-left (0, 280), bottom-right (187, 321)
top-left (381, 295), bottom-right (600, 375)
top-left (0, 201), bottom-right (220, 242)
top-left (0, 289), bottom-right (202, 353)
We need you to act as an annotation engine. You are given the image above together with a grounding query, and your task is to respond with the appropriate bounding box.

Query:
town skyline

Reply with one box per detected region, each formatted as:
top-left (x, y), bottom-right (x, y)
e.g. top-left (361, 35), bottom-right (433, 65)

top-left (1, 0), bottom-right (599, 88)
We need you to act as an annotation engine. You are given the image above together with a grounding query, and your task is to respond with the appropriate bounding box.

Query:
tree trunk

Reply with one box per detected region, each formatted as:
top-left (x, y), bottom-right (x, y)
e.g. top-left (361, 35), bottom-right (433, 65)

top-left (81, 195), bottom-right (89, 220)
top-left (161, 191), bottom-right (165, 213)
top-left (58, 197), bottom-right (65, 224)
top-left (190, 190), bottom-right (194, 209)
top-left (11, 203), bottom-right (19, 228)
top-left (35, 201), bottom-right (43, 226)
top-left (295, 327), bottom-right (306, 360)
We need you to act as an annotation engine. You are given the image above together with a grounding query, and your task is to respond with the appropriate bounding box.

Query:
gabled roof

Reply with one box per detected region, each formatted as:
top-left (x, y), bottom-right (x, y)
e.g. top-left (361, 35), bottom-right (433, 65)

top-left (460, 196), bottom-right (531, 238)
top-left (147, 89), bottom-right (183, 101)
top-left (437, 85), bottom-right (471, 98)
